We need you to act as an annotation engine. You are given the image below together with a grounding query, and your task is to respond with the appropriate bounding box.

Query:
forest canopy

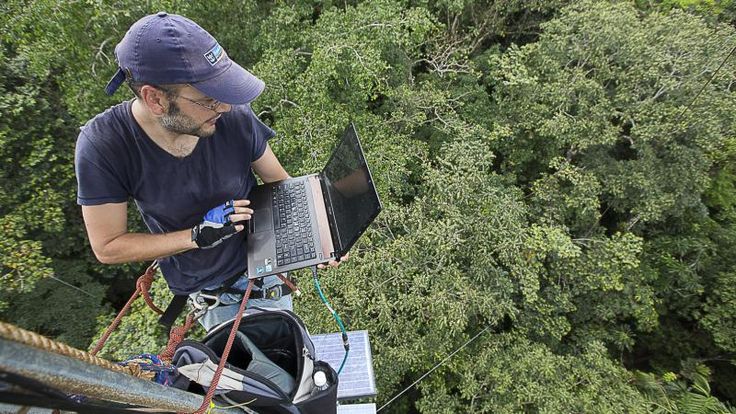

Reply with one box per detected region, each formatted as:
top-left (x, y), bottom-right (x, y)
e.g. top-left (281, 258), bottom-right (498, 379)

top-left (1, 0), bottom-right (735, 412)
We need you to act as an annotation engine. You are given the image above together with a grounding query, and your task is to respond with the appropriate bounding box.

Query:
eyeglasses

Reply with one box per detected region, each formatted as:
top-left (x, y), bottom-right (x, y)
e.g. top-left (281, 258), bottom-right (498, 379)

top-left (156, 85), bottom-right (224, 112)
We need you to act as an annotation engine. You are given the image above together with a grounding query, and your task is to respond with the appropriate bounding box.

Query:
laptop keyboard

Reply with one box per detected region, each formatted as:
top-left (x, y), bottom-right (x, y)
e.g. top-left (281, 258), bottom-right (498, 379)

top-left (273, 181), bottom-right (317, 267)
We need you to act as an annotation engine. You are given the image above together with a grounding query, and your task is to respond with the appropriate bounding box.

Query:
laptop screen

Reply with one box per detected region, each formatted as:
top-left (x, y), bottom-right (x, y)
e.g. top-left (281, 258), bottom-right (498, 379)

top-left (321, 124), bottom-right (382, 255)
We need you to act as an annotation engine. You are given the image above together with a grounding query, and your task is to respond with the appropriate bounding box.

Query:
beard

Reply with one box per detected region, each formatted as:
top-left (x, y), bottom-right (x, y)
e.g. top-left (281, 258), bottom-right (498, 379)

top-left (160, 101), bottom-right (216, 138)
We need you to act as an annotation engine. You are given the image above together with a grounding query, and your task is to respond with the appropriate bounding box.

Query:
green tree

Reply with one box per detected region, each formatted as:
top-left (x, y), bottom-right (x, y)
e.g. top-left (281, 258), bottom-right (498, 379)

top-left (4, 0), bottom-right (736, 411)
top-left (487, 0), bottom-right (736, 405)
top-left (417, 336), bottom-right (648, 413)
top-left (635, 362), bottom-right (736, 413)
top-left (0, 42), bottom-right (98, 324)
top-left (0, 0), bottom-right (206, 349)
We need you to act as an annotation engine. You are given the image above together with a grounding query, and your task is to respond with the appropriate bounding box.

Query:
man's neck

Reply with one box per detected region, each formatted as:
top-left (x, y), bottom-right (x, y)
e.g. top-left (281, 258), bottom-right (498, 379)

top-left (131, 99), bottom-right (199, 158)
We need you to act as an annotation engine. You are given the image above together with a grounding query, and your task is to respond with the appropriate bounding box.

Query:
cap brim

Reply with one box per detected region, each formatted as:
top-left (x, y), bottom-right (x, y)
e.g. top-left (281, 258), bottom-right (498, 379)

top-left (191, 61), bottom-right (265, 105)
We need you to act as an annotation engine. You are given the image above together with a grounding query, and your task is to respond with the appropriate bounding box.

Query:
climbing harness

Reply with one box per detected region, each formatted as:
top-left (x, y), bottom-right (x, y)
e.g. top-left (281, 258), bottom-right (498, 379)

top-left (158, 270), bottom-right (242, 331)
top-left (158, 271), bottom-right (299, 330)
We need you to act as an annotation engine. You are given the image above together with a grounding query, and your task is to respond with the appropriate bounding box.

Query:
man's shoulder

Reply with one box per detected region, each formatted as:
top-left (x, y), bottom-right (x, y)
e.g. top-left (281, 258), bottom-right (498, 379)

top-left (77, 100), bottom-right (135, 145)
top-left (75, 100), bottom-right (137, 164)
top-left (221, 103), bottom-right (254, 124)
top-left (220, 103), bottom-right (275, 142)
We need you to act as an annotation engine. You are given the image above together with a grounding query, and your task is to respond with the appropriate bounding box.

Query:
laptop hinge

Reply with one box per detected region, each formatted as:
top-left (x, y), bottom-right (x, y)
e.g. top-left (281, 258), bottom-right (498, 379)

top-left (317, 173), bottom-right (342, 256)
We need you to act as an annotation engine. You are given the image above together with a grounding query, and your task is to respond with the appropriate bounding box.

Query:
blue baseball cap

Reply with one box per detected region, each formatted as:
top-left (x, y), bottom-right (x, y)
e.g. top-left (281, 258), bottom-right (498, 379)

top-left (104, 12), bottom-right (264, 105)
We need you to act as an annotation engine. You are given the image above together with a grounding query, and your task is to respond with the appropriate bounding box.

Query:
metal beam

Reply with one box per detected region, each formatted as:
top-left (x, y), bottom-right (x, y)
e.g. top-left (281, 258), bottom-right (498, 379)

top-left (0, 338), bottom-right (243, 413)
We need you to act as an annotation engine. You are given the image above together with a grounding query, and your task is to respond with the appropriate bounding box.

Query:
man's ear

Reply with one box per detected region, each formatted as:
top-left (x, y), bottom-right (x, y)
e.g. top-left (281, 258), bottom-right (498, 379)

top-left (139, 85), bottom-right (168, 116)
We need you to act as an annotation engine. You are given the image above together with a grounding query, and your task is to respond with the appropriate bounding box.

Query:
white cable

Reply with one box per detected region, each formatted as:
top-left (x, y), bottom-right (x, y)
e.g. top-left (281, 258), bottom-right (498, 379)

top-left (377, 325), bottom-right (491, 412)
top-left (49, 274), bottom-right (96, 298)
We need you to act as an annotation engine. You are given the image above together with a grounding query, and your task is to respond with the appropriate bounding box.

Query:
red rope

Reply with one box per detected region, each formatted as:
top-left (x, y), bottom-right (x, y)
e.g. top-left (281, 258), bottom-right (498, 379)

top-left (91, 262), bottom-right (160, 356)
top-left (192, 279), bottom-right (254, 414)
top-left (138, 268), bottom-right (163, 315)
top-left (159, 312), bottom-right (196, 363)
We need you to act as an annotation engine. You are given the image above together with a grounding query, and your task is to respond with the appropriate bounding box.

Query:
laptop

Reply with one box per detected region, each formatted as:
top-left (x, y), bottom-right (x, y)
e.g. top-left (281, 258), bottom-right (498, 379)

top-left (246, 123), bottom-right (382, 278)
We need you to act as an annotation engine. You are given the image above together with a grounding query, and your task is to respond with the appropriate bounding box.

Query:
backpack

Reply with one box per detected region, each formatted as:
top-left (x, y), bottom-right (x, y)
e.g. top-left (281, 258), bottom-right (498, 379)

top-left (171, 308), bottom-right (338, 414)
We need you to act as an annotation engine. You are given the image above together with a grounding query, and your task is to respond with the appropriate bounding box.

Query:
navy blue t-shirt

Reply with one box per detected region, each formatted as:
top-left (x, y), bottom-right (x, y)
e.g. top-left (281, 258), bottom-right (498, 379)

top-left (75, 100), bottom-right (274, 294)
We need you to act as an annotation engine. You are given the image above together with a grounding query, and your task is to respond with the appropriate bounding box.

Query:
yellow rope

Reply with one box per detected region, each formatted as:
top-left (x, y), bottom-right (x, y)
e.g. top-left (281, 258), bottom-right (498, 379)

top-left (0, 321), bottom-right (150, 379)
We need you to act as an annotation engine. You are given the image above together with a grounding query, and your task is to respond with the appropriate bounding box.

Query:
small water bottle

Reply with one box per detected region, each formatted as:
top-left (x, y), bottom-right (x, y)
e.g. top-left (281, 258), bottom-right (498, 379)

top-left (312, 369), bottom-right (330, 395)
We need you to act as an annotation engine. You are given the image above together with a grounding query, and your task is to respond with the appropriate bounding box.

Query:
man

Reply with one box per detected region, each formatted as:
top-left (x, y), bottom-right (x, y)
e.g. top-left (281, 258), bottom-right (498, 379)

top-left (75, 12), bottom-right (344, 331)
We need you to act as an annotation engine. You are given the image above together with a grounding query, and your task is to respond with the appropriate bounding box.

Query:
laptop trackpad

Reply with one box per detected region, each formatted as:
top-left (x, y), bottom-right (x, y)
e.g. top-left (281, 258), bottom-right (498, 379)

top-left (252, 207), bottom-right (273, 233)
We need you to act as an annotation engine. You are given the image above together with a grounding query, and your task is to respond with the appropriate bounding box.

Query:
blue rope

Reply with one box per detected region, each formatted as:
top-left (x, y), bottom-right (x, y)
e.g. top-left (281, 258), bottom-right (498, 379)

top-left (118, 353), bottom-right (177, 386)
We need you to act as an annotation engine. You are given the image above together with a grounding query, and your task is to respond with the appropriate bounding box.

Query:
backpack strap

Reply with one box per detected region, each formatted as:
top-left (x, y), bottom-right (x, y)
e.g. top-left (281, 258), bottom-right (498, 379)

top-left (158, 294), bottom-right (189, 329)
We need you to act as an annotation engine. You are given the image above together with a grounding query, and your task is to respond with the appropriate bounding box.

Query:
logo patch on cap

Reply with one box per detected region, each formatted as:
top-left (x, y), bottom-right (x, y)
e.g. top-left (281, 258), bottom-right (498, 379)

top-left (204, 43), bottom-right (224, 66)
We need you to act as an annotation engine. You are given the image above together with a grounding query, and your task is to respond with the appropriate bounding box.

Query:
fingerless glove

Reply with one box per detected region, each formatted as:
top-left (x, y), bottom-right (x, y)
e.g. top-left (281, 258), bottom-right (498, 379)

top-left (192, 200), bottom-right (237, 249)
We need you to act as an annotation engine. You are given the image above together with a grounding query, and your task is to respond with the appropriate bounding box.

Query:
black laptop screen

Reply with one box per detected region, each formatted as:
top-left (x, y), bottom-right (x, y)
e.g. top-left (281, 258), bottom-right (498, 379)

top-left (321, 125), bottom-right (382, 255)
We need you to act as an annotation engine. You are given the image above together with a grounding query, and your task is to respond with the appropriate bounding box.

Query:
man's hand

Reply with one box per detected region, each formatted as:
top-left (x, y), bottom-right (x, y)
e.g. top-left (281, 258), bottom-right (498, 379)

top-left (192, 199), bottom-right (253, 249)
top-left (227, 199), bottom-right (255, 224)
top-left (318, 253), bottom-right (350, 270)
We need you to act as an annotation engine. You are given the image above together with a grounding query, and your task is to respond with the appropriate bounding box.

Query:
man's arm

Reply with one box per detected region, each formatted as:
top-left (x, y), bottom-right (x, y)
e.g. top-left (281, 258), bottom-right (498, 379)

top-left (252, 143), bottom-right (290, 183)
top-left (82, 202), bottom-right (196, 264)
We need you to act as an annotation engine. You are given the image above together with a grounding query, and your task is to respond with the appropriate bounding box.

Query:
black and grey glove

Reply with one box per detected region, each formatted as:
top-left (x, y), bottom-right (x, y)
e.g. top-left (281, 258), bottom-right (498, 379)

top-left (191, 200), bottom-right (238, 249)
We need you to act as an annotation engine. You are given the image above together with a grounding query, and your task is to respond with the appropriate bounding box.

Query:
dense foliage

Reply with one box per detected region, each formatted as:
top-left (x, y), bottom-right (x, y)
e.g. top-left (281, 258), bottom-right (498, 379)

top-left (1, 0), bottom-right (735, 412)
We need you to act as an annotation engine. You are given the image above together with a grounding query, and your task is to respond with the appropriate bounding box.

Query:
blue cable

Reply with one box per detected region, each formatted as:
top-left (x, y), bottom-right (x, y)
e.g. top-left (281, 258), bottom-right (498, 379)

top-left (311, 266), bottom-right (350, 375)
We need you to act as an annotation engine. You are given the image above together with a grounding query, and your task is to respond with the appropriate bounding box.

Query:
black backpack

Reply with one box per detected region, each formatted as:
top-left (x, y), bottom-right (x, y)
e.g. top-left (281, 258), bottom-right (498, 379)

top-left (171, 308), bottom-right (338, 413)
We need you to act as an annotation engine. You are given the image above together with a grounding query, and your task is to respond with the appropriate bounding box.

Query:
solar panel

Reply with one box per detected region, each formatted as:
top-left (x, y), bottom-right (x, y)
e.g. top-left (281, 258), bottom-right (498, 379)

top-left (311, 330), bottom-right (376, 400)
top-left (337, 403), bottom-right (377, 414)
